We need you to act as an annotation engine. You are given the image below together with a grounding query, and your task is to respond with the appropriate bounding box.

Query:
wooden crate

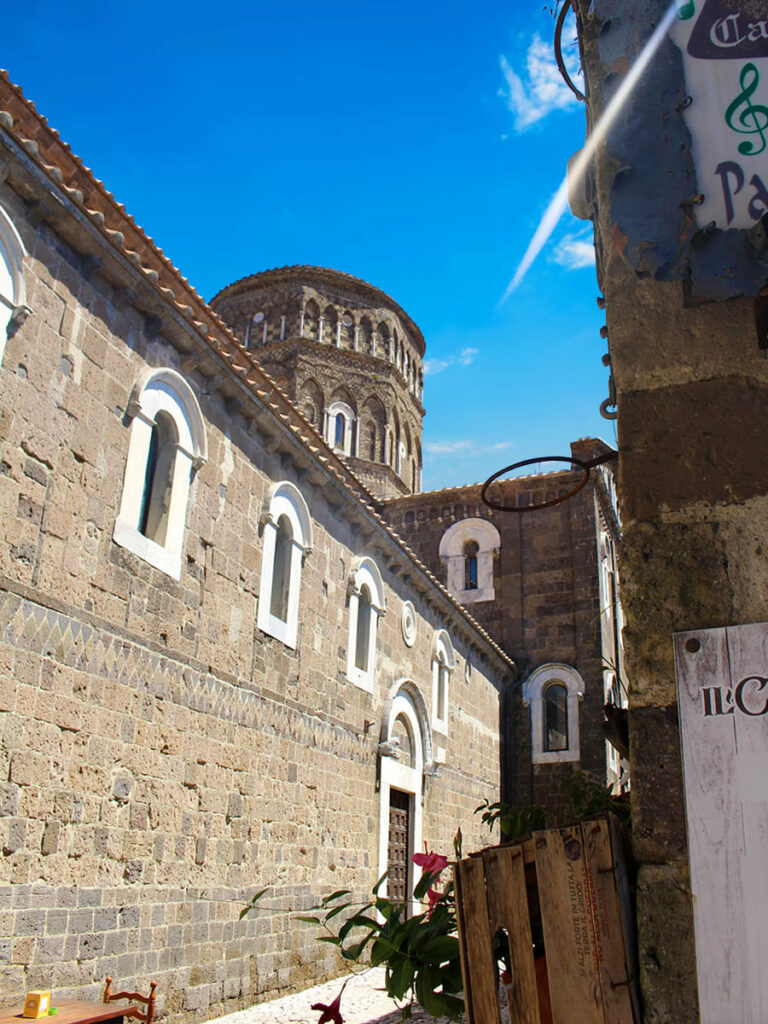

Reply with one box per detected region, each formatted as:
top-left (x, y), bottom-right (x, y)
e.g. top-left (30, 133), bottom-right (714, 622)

top-left (453, 818), bottom-right (640, 1024)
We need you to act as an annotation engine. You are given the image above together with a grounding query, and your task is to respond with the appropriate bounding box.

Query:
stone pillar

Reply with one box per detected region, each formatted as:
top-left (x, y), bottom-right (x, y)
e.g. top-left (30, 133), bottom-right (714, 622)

top-left (575, 1), bottom-right (768, 1019)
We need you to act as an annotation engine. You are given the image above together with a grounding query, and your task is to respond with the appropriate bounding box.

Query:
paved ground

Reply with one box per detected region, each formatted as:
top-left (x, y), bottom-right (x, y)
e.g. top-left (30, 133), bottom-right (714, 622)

top-left (203, 968), bottom-right (455, 1024)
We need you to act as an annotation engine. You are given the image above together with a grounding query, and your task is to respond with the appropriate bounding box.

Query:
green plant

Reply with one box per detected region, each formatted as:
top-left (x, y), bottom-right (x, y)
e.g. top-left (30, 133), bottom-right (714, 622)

top-left (242, 848), bottom-right (463, 1022)
top-left (559, 770), bottom-right (630, 824)
top-left (475, 798), bottom-right (547, 841)
top-left (296, 865), bottom-right (463, 1021)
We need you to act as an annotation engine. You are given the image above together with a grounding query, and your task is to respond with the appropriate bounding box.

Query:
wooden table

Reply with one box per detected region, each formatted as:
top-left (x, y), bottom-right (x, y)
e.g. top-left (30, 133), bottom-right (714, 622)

top-left (0, 1001), bottom-right (138, 1024)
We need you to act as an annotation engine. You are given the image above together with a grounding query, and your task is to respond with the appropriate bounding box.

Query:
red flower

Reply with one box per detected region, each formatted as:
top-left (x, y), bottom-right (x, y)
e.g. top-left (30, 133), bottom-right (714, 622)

top-left (311, 981), bottom-right (346, 1024)
top-left (412, 843), bottom-right (448, 875)
top-left (426, 886), bottom-right (442, 917)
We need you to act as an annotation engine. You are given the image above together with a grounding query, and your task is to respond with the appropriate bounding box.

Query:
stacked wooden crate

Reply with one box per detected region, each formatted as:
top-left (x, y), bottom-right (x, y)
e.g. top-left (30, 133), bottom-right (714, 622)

top-left (453, 818), bottom-right (640, 1024)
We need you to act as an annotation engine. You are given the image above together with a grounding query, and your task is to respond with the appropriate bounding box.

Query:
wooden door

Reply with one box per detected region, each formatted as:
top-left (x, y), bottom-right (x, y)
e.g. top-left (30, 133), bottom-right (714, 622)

top-left (388, 788), bottom-right (411, 905)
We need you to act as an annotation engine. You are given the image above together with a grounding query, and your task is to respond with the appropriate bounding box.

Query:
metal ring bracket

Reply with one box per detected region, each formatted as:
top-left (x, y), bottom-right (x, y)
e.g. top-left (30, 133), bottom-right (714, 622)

top-left (480, 451), bottom-right (616, 513)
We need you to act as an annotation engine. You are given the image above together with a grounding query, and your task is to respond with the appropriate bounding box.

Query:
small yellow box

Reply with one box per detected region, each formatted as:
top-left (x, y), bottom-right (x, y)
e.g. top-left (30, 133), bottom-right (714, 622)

top-left (22, 992), bottom-right (51, 1019)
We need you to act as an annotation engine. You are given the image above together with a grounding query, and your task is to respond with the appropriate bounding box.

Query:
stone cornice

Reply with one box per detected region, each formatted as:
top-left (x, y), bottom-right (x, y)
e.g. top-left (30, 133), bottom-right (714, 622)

top-left (211, 265), bottom-right (426, 356)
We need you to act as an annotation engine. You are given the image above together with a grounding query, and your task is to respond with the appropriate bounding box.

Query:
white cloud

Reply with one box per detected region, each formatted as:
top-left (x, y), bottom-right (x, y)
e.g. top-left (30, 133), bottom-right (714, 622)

top-left (424, 347), bottom-right (479, 376)
top-left (423, 357), bottom-right (451, 375)
top-left (499, 29), bottom-right (582, 132)
top-left (424, 440), bottom-right (473, 455)
top-left (550, 231), bottom-right (596, 269)
top-left (424, 439), bottom-right (515, 458)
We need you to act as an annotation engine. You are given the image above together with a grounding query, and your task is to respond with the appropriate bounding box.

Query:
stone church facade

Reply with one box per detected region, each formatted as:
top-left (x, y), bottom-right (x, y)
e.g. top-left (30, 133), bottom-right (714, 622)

top-left (0, 71), bottom-right (622, 1023)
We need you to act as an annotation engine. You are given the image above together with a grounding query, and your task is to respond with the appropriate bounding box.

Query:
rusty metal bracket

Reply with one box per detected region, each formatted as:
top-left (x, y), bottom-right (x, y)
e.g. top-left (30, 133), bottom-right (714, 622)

top-left (554, 0), bottom-right (586, 102)
top-left (481, 449), bottom-right (617, 513)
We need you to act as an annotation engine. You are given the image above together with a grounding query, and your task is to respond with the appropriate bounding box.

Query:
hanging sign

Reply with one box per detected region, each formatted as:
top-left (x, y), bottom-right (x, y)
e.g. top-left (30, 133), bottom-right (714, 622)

top-left (670, 0), bottom-right (768, 230)
top-left (675, 620), bottom-right (768, 1024)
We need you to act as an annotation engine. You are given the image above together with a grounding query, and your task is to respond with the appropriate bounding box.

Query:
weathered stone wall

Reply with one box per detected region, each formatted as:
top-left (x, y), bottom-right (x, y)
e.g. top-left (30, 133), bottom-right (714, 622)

top-left (576, 0), bottom-right (768, 1018)
top-left (253, 340), bottom-right (423, 499)
top-left (381, 454), bottom-right (613, 821)
top-left (0, 182), bottom-right (509, 1021)
top-left (210, 270), bottom-right (424, 500)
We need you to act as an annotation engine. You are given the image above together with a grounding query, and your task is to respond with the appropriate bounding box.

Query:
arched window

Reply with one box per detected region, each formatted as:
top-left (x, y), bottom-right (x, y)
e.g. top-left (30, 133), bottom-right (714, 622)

top-left (0, 202), bottom-right (29, 365)
top-left (432, 630), bottom-right (455, 732)
top-left (347, 557), bottom-right (386, 691)
top-left (355, 584), bottom-right (372, 670)
top-left (257, 481), bottom-right (313, 648)
top-left (544, 683), bottom-right (568, 751)
top-left (269, 515), bottom-right (293, 621)
top-left (326, 401), bottom-right (356, 457)
top-left (523, 663), bottom-right (584, 764)
top-left (464, 540), bottom-right (479, 591)
top-left (138, 410), bottom-right (177, 543)
top-left (439, 519), bottom-right (500, 604)
top-left (334, 412), bottom-right (345, 451)
top-left (114, 368), bottom-right (207, 579)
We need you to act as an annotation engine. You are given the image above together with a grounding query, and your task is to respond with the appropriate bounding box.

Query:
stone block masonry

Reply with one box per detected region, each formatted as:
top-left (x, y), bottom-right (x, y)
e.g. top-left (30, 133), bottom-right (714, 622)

top-left (0, 140), bottom-right (512, 1024)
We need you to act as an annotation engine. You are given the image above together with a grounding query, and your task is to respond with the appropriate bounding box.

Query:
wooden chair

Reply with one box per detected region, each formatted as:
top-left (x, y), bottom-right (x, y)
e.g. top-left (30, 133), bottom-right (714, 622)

top-left (103, 977), bottom-right (157, 1024)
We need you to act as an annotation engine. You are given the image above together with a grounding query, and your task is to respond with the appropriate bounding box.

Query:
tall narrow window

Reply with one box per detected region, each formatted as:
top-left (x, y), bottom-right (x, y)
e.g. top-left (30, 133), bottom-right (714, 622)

top-left (114, 368), bottom-right (207, 579)
top-left (138, 411), bottom-right (178, 544)
top-left (523, 664), bottom-right (583, 764)
top-left (346, 558), bottom-right (385, 691)
top-left (270, 515), bottom-right (293, 621)
top-left (355, 584), bottom-right (372, 670)
top-left (432, 630), bottom-right (455, 732)
top-left (257, 482), bottom-right (313, 649)
top-left (436, 655), bottom-right (448, 723)
top-left (464, 540), bottom-right (479, 591)
top-left (326, 401), bottom-right (355, 456)
top-left (335, 413), bottom-right (345, 450)
top-left (544, 684), bottom-right (568, 751)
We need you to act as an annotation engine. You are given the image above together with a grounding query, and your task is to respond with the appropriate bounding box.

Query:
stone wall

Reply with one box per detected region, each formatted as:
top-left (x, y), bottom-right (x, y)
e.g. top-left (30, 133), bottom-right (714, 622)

top-left (380, 447), bottom-right (616, 821)
top-left (575, 1), bottom-right (768, 1018)
top-left (0, 163), bottom-right (510, 1023)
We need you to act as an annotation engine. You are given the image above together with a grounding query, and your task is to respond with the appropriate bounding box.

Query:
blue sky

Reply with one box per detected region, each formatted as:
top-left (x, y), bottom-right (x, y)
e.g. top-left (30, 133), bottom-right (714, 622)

top-left (4, 1), bottom-right (613, 491)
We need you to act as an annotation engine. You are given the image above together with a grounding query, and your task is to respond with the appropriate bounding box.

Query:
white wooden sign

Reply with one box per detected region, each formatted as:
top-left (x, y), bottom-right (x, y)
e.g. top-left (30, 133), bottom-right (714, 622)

top-left (670, 0), bottom-right (768, 230)
top-left (675, 621), bottom-right (768, 1024)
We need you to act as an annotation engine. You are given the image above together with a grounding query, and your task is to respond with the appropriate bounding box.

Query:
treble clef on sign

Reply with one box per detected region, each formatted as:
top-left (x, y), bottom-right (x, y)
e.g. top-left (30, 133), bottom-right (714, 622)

top-left (725, 63), bottom-right (768, 157)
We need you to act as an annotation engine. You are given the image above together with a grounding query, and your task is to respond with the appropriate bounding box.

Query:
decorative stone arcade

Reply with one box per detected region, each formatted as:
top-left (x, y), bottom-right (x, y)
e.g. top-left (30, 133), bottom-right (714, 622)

top-left (211, 266), bottom-right (425, 500)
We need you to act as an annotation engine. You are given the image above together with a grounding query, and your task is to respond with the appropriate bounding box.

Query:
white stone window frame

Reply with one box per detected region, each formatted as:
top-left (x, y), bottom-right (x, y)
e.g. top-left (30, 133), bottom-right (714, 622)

top-left (325, 401), bottom-right (356, 457)
top-left (377, 681), bottom-right (432, 913)
top-left (0, 202), bottom-right (30, 364)
top-left (346, 556), bottom-right (386, 692)
top-left (113, 368), bottom-right (207, 580)
top-left (523, 663), bottom-right (584, 764)
top-left (431, 629), bottom-right (455, 733)
top-left (257, 480), bottom-right (313, 649)
top-left (439, 518), bottom-right (500, 604)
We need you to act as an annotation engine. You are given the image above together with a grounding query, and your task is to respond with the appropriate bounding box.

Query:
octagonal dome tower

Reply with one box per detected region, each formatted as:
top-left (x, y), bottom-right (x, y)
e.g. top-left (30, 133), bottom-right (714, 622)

top-left (210, 266), bottom-right (425, 499)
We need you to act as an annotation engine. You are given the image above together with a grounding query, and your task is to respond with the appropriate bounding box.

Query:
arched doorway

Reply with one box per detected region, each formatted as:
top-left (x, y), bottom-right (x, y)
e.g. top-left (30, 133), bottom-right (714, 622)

top-left (377, 682), bottom-right (431, 911)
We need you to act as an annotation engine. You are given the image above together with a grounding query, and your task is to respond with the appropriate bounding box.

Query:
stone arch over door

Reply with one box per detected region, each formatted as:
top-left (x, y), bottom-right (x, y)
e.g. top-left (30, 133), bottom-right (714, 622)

top-left (378, 679), bottom-right (433, 909)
